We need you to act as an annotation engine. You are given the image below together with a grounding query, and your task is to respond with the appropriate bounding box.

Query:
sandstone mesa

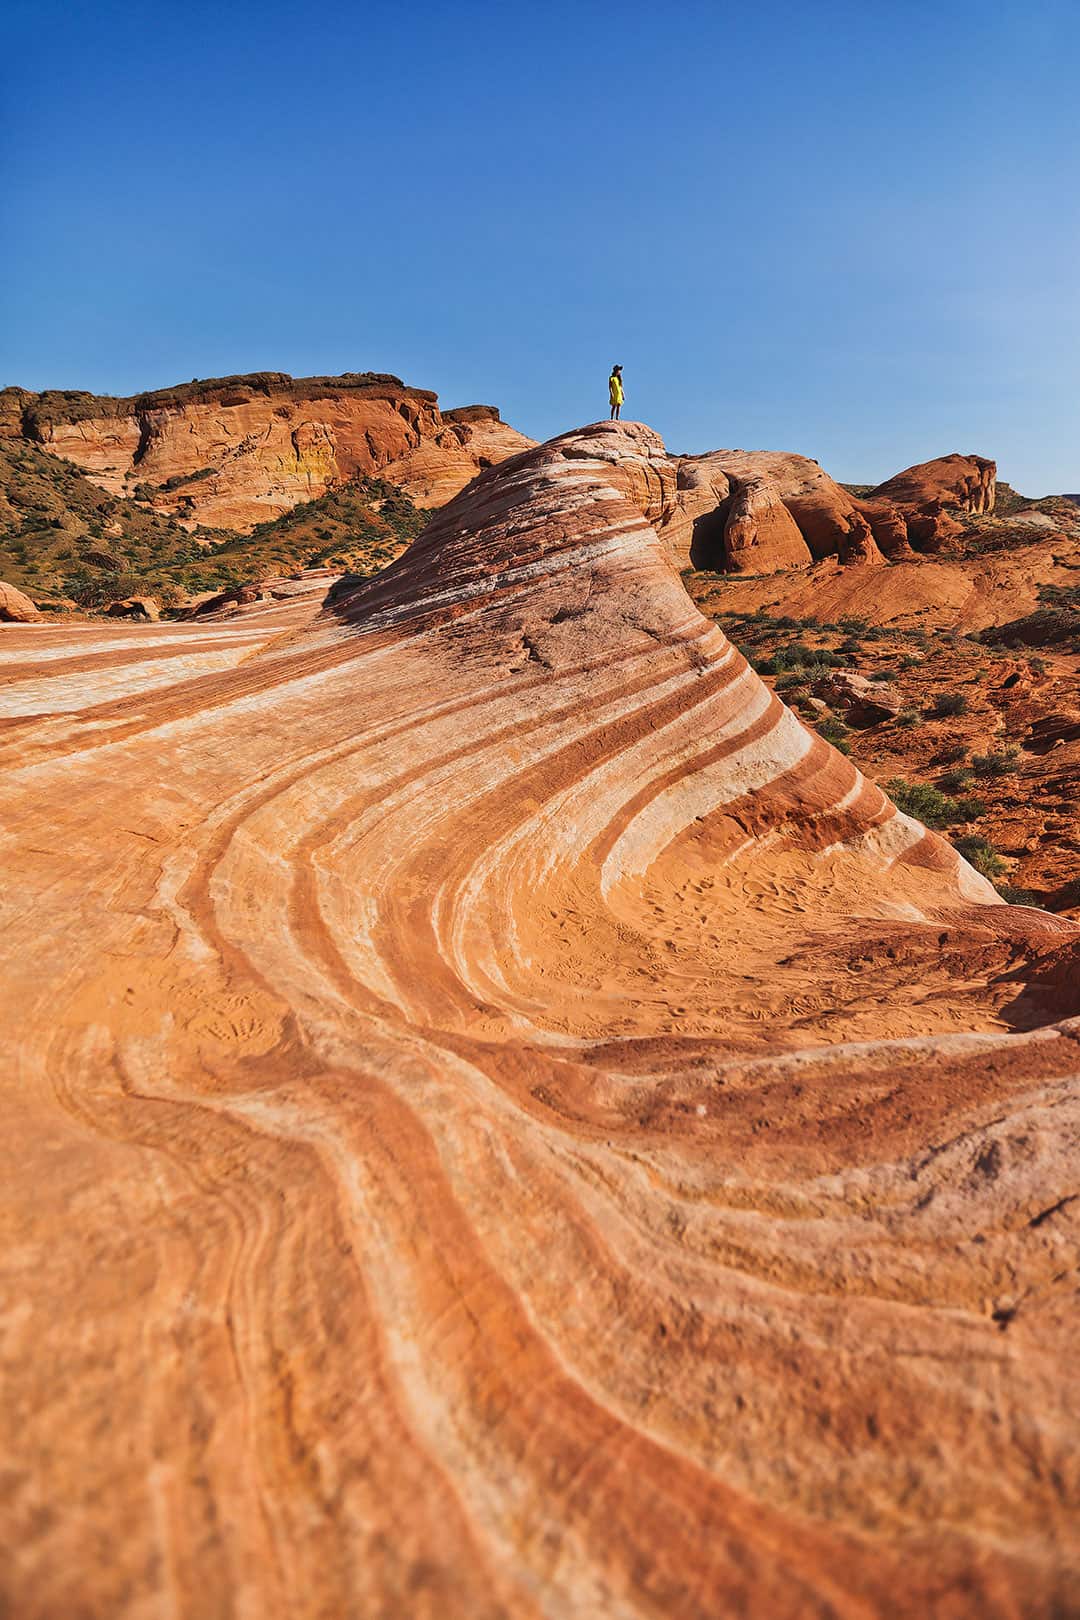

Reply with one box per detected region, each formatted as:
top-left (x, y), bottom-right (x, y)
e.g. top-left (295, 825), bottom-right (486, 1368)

top-left (0, 371), bottom-right (536, 529)
top-left (1, 420), bottom-right (1078, 1618)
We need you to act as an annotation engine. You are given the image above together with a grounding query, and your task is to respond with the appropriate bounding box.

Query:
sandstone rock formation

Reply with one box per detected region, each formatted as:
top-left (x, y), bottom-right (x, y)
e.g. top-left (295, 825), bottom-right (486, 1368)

top-left (0, 579), bottom-right (41, 621)
top-left (1, 373), bottom-right (535, 530)
top-left (652, 446), bottom-right (1000, 574)
top-left (862, 452), bottom-right (998, 553)
top-left (870, 451), bottom-right (997, 515)
top-left (1, 421), bottom-right (1077, 1619)
top-left (812, 667), bottom-right (904, 725)
top-left (661, 447), bottom-right (881, 570)
top-left (105, 594), bottom-right (159, 620)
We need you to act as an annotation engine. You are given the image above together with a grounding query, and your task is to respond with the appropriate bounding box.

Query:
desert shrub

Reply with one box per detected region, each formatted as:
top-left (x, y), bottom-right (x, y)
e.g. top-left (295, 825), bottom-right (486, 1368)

top-left (66, 570), bottom-right (144, 608)
top-left (886, 779), bottom-right (986, 828)
top-left (1054, 876), bottom-right (1080, 910)
top-left (995, 884), bottom-right (1040, 907)
top-left (816, 716), bottom-right (851, 754)
top-left (971, 748), bottom-right (1020, 777)
top-left (896, 708), bottom-right (924, 728)
top-left (938, 768), bottom-right (975, 792)
top-left (755, 644), bottom-right (846, 677)
top-left (932, 691), bottom-right (969, 717)
top-left (952, 835), bottom-right (1007, 879)
top-left (784, 642), bottom-right (817, 666)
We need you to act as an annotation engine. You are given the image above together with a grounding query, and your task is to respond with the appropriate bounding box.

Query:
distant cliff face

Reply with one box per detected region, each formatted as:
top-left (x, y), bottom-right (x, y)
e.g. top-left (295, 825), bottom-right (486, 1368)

top-left (0, 373), bottom-right (535, 531)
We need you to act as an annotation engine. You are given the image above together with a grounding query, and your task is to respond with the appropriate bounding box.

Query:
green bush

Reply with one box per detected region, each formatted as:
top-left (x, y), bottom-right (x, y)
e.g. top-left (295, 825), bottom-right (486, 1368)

top-left (1054, 876), bottom-right (1080, 910)
top-left (886, 778), bottom-right (986, 828)
top-left (995, 884), bottom-right (1040, 907)
top-left (938, 768), bottom-right (974, 792)
top-left (816, 716), bottom-right (852, 754)
top-left (952, 835), bottom-right (1007, 879)
top-left (755, 645), bottom-right (847, 677)
top-left (971, 748), bottom-right (1020, 778)
top-left (932, 691), bottom-right (969, 717)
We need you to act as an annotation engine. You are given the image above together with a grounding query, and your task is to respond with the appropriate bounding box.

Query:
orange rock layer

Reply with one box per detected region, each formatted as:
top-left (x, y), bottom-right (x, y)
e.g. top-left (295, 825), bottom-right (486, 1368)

top-left (2, 372), bottom-right (535, 529)
top-left (1, 422), bottom-right (1077, 1618)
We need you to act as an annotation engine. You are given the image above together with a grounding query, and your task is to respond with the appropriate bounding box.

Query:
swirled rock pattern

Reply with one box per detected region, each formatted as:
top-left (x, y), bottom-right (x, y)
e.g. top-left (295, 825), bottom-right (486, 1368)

top-left (2, 422), bottom-right (1078, 1619)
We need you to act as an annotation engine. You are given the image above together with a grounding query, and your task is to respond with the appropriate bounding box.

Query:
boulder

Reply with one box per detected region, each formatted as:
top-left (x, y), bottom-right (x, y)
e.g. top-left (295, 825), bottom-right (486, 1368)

top-left (0, 580), bottom-right (42, 622)
top-left (812, 669), bottom-right (904, 726)
top-left (980, 608), bottom-right (1080, 649)
top-left (187, 582), bottom-right (269, 618)
top-left (105, 596), bottom-right (160, 621)
top-left (855, 498), bottom-right (916, 559)
top-left (866, 453), bottom-right (997, 550)
top-left (1025, 712), bottom-right (1080, 753)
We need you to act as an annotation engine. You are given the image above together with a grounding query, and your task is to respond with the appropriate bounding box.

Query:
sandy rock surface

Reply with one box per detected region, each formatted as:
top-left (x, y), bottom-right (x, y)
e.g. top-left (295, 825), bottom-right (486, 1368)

top-left (1, 422), bottom-right (1078, 1618)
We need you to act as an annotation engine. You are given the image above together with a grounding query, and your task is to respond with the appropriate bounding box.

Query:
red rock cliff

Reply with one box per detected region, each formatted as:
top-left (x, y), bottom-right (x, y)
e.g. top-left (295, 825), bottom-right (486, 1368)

top-left (0, 372), bottom-right (535, 530)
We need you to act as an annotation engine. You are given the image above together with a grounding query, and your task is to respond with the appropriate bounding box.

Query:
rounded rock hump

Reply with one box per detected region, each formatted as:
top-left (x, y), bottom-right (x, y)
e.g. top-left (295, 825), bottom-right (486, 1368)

top-left (0, 578), bottom-right (42, 621)
top-left (332, 420), bottom-right (994, 913)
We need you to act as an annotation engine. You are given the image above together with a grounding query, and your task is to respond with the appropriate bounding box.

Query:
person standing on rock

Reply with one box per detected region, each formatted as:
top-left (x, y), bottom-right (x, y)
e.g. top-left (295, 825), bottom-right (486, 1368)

top-left (609, 365), bottom-right (624, 421)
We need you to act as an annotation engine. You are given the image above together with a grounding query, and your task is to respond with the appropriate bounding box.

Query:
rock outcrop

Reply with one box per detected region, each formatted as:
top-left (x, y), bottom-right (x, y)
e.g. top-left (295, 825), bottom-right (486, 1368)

top-left (812, 667), bottom-right (905, 725)
top-left (1, 372), bottom-right (535, 530)
top-left (870, 451), bottom-right (997, 515)
top-left (0, 579), bottom-right (41, 621)
top-left (862, 452), bottom-right (997, 552)
top-left (652, 446), bottom-right (1000, 574)
top-left (105, 594), bottom-right (159, 620)
top-left (661, 446), bottom-right (883, 571)
top-left (1, 421), bottom-right (1077, 1619)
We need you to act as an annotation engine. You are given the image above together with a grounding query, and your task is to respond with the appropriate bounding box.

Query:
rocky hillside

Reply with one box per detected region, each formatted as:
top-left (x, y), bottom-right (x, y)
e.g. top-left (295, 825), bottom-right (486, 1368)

top-left (0, 370), bottom-right (534, 529)
top-left (0, 436), bottom-right (431, 609)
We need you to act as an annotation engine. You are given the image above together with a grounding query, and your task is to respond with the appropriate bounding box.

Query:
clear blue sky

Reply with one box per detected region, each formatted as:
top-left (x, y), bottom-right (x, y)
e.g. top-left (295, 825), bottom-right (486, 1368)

top-left (2, 0), bottom-right (1078, 492)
